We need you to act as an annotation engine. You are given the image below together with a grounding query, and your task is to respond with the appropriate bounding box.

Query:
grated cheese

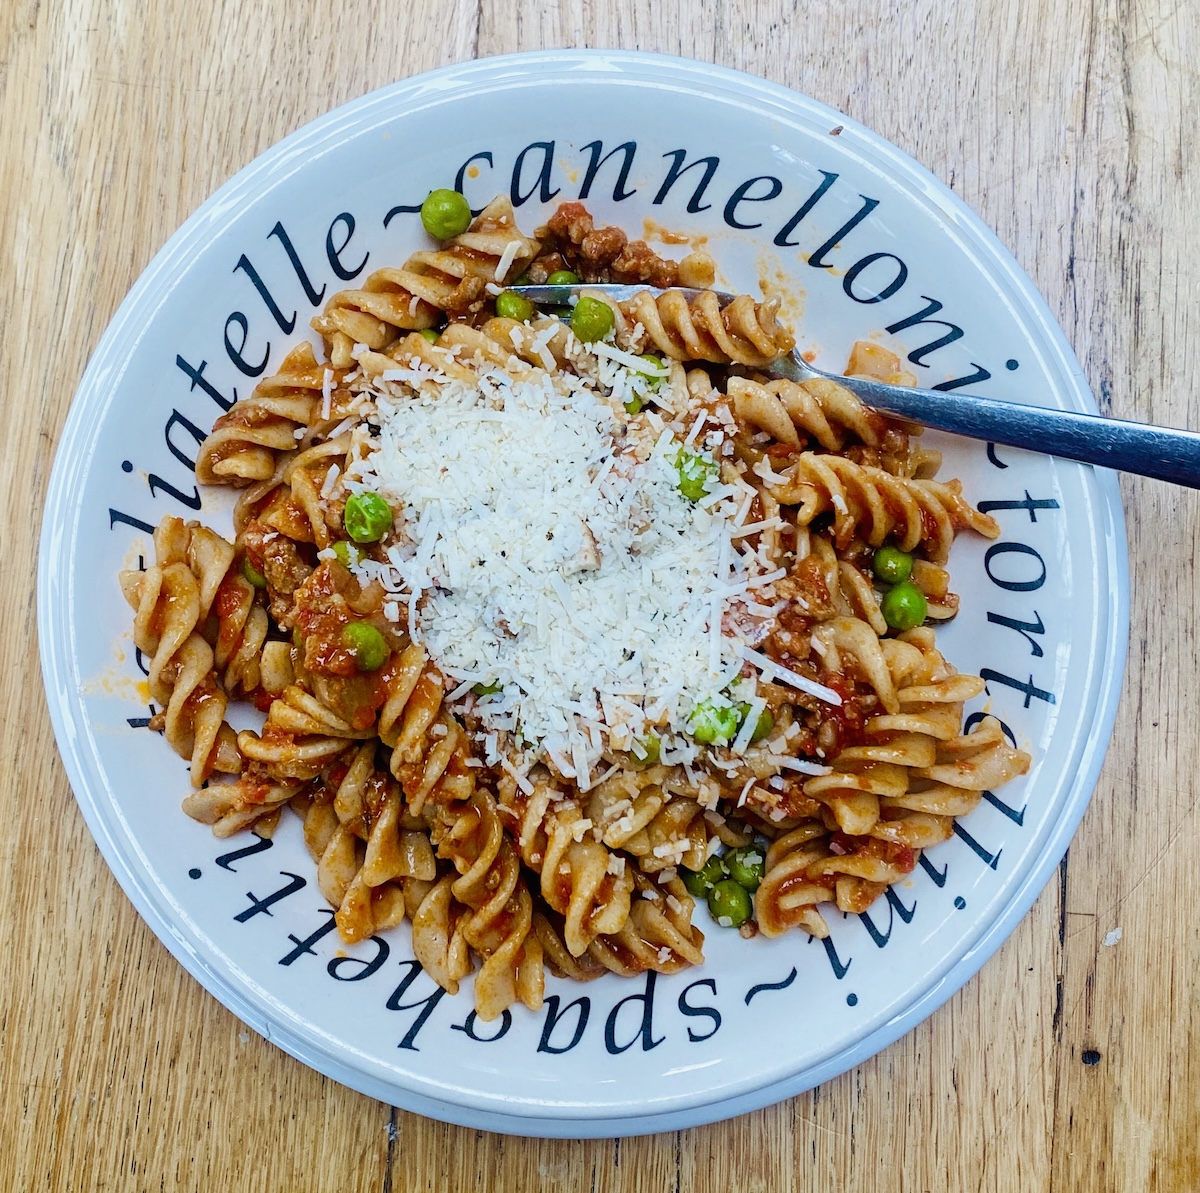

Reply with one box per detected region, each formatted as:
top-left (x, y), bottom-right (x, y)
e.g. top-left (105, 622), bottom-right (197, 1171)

top-left (499, 756), bottom-right (534, 795)
top-left (345, 348), bottom-right (781, 780)
top-left (764, 754), bottom-right (833, 776)
top-left (738, 645), bottom-right (843, 706)
top-left (731, 695), bottom-right (768, 755)
top-left (494, 239), bottom-right (523, 282)
top-left (321, 368), bottom-right (334, 421)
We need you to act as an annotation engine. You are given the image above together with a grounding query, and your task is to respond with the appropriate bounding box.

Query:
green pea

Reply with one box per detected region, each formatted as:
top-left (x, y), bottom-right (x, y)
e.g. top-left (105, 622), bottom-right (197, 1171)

top-left (419, 189), bottom-right (472, 240)
top-left (625, 355), bottom-right (665, 415)
top-left (510, 272), bottom-right (531, 286)
top-left (418, 328), bottom-right (440, 343)
top-left (636, 353), bottom-right (667, 384)
top-left (495, 290), bottom-right (535, 322)
top-left (570, 295), bottom-right (616, 343)
top-left (330, 540), bottom-right (364, 568)
top-left (343, 491), bottom-right (392, 544)
top-left (881, 579), bottom-right (928, 631)
top-left (472, 680), bottom-right (503, 696)
top-left (688, 699), bottom-right (740, 745)
top-left (735, 703), bottom-right (774, 743)
top-left (240, 556), bottom-right (266, 589)
top-left (707, 879), bottom-right (753, 928)
top-left (724, 844), bottom-right (766, 892)
top-left (873, 545), bottom-right (914, 585)
top-left (674, 448), bottom-right (718, 501)
top-left (681, 853), bottom-right (726, 898)
top-left (342, 621), bottom-right (390, 671)
top-left (631, 734), bottom-right (660, 766)
top-left (546, 269), bottom-right (581, 285)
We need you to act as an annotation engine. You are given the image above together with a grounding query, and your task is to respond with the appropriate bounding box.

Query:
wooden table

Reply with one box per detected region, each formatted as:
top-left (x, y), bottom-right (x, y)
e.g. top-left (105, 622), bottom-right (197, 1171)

top-left (4, 2), bottom-right (1198, 1189)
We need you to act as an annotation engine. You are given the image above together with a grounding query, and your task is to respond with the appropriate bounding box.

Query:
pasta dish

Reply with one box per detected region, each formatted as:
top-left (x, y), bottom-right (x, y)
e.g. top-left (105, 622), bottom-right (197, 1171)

top-left (120, 194), bottom-right (1030, 1021)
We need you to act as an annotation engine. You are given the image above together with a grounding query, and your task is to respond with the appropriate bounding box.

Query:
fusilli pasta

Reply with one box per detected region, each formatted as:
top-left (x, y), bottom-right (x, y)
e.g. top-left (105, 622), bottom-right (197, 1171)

top-left (121, 197), bottom-right (1029, 1020)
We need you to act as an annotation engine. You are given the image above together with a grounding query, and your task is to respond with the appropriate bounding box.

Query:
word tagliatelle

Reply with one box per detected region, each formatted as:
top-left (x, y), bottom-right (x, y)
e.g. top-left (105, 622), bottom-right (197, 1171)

top-left (121, 194), bottom-right (1030, 1021)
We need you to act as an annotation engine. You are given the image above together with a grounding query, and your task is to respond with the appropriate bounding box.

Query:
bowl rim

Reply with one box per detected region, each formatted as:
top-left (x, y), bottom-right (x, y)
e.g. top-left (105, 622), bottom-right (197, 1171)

top-left (37, 47), bottom-right (1129, 1137)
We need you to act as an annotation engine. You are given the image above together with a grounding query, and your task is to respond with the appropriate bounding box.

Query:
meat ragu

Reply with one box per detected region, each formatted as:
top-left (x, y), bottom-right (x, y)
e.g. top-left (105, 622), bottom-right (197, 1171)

top-left (528, 200), bottom-right (715, 288)
top-left (119, 194), bottom-right (1031, 1024)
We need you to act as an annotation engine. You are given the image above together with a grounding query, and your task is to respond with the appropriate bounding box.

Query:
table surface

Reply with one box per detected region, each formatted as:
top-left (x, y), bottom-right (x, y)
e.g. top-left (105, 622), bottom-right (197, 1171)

top-left (5, 2), bottom-right (1198, 1189)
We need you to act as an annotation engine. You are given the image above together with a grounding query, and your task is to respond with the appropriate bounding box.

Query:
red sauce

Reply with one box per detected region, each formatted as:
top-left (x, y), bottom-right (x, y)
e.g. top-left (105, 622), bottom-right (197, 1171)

top-left (831, 833), bottom-right (916, 873)
top-left (813, 672), bottom-right (871, 752)
top-left (292, 562), bottom-right (360, 676)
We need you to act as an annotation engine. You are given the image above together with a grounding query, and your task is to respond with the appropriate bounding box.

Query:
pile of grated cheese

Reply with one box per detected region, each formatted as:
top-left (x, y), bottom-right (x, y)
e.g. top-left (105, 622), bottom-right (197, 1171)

top-left (345, 343), bottom-right (789, 789)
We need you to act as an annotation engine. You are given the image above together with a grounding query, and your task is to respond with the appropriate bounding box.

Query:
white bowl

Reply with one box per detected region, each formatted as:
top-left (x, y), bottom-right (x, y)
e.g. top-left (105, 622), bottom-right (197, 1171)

top-left (38, 49), bottom-right (1128, 1137)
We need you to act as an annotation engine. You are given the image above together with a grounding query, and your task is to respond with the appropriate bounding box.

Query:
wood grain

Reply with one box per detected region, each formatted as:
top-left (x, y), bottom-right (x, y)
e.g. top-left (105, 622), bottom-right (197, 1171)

top-left (3, 0), bottom-right (1197, 1189)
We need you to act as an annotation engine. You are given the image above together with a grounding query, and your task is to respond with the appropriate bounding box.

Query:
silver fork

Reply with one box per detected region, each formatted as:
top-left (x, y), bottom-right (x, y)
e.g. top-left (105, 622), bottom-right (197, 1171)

top-left (511, 284), bottom-right (1200, 489)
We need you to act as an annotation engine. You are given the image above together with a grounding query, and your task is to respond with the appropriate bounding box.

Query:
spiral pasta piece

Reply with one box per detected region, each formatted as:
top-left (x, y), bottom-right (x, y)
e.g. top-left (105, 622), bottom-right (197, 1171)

top-left (810, 615), bottom-right (899, 713)
top-left (182, 769), bottom-right (299, 838)
top-left (503, 771), bottom-right (707, 973)
top-left (767, 451), bottom-right (999, 561)
top-left (754, 823), bottom-right (835, 938)
top-left (595, 789), bottom-right (709, 875)
top-left (232, 435), bottom-right (354, 556)
top-left (727, 339), bottom-right (942, 481)
top-left (754, 621), bottom-right (1030, 934)
top-left (622, 289), bottom-right (795, 368)
top-left (498, 772), bottom-right (635, 959)
top-left (409, 874), bottom-right (474, 996)
top-left (531, 911), bottom-right (610, 982)
top-left (153, 516), bottom-right (271, 698)
top-left (805, 626), bottom-right (989, 828)
top-left (436, 320), bottom-right (547, 377)
top-left (429, 782), bottom-right (545, 1019)
top-left (210, 569), bottom-right (270, 697)
top-left (378, 647), bottom-right (476, 815)
top-left (541, 804), bottom-right (636, 957)
top-left (478, 316), bottom-right (572, 372)
top-left (727, 375), bottom-right (883, 451)
top-left (196, 343), bottom-right (333, 485)
top-left (585, 873), bottom-right (705, 976)
top-left (234, 683), bottom-right (369, 783)
top-left (292, 746), bottom-right (437, 942)
top-left (772, 533), bottom-right (886, 635)
top-left (312, 197), bottom-right (540, 368)
top-left (120, 521), bottom-right (241, 785)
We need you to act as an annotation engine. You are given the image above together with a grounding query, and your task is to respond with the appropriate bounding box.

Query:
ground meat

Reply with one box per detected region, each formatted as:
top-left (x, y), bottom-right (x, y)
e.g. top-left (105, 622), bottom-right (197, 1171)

top-left (535, 201), bottom-right (680, 286)
top-left (744, 779), bottom-right (823, 823)
top-left (610, 239), bottom-right (680, 288)
top-left (440, 271), bottom-right (490, 315)
top-left (774, 555), bottom-right (838, 622)
top-left (291, 561), bottom-right (367, 676)
top-left (240, 518), bottom-right (313, 610)
top-left (289, 562), bottom-right (402, 729)
top-left (522, 251), bottom-right (570, 284)
top-left (578, 223), bottom-right (627, 267)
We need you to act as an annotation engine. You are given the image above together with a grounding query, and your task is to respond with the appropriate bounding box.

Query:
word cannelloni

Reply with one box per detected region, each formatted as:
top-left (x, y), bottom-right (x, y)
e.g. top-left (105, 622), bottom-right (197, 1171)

top-left (121, 193), bottom-right (1030, 1021)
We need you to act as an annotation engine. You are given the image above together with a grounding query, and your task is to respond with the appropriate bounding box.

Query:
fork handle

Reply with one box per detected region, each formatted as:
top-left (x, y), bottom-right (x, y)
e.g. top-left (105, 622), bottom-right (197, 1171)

top-left (814, 373), bottom-right (1200, 489)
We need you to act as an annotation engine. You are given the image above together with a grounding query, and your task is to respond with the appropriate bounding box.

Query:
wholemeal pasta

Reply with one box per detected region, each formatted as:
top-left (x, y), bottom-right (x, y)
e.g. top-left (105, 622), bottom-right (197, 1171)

top-left (120, 196), bottom-right (1029, 1020)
